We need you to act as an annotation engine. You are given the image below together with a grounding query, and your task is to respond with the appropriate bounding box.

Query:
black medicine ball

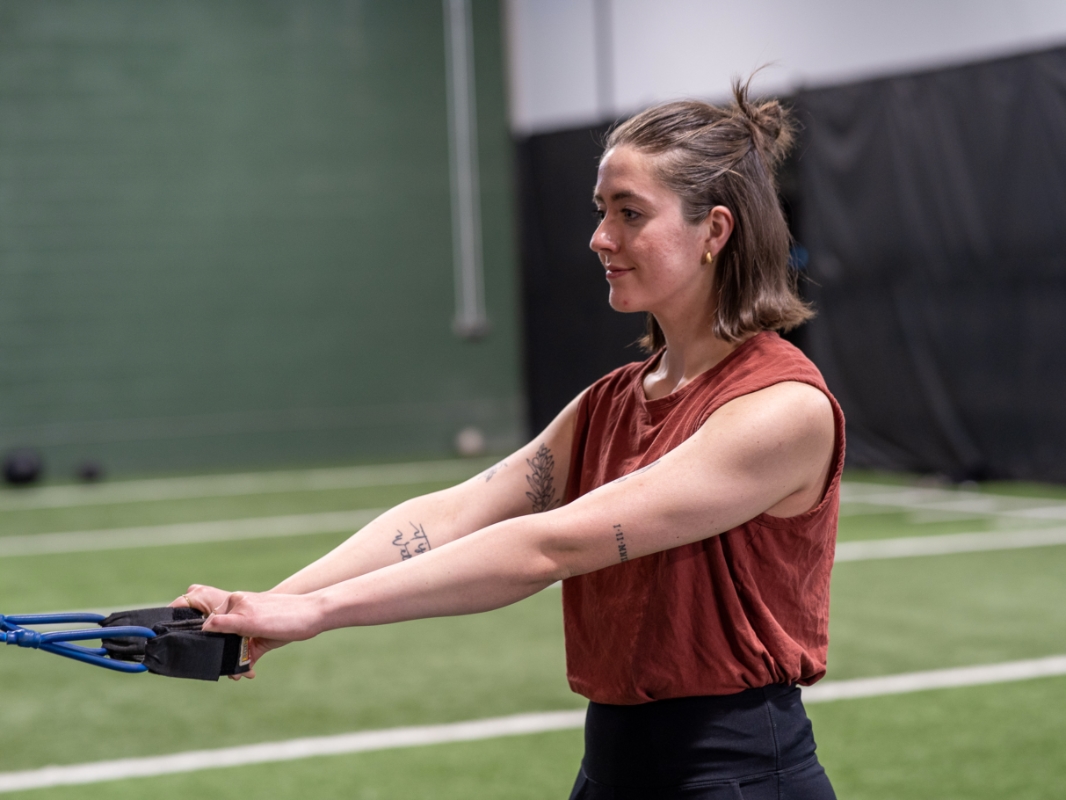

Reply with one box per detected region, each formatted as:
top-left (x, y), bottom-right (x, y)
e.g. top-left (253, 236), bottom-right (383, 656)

top-left (77, 459), bottom-right (104, 482)
top-left (2, 448), bottom-right (44, 486)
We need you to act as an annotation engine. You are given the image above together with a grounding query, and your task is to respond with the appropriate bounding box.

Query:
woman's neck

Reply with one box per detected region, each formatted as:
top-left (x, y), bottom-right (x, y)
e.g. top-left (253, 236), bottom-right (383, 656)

top-left (642, 314), bottom-right (751, 401)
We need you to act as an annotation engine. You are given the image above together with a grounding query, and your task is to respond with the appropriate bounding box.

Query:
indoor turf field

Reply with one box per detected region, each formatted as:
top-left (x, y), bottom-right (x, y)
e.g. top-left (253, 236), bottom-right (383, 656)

top-left (1, 459), bottom-right (1064, 799)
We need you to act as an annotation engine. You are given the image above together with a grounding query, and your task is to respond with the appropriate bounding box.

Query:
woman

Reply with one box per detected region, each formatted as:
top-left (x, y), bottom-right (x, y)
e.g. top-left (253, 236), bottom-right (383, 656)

top-left (179, 79), bottom-right (843, 799)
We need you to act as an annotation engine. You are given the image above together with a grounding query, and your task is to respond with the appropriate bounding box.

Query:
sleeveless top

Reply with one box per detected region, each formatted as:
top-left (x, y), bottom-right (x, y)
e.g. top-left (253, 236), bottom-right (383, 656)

top-left (562, 332), bottom-right (846, 705)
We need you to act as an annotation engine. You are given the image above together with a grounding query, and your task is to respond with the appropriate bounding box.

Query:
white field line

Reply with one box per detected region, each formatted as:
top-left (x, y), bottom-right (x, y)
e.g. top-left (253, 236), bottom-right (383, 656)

top-left (0, 710), bottom-right (588, 794)
top-left (839, 482), bottom-right (1066, 522)
top-left (0, 509), bottom-right (385, 558)
top-left (2, 656), bottom-right (1065, 793)
top-left (0, 459), bottom-right (491, 511)
top-left (801, 655), bottom-right (1066, 703)
top-left (833, 526), bottom-right (1066, 561)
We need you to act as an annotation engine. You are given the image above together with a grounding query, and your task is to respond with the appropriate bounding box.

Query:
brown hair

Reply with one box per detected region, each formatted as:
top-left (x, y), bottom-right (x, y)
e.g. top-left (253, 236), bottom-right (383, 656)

top-left (603, 76), bottom-right (813, 350)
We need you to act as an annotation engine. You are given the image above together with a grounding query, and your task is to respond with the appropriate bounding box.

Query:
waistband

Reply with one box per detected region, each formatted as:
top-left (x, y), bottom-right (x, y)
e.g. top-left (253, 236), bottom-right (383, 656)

top-left (581, 684), bottom-right (818, 789)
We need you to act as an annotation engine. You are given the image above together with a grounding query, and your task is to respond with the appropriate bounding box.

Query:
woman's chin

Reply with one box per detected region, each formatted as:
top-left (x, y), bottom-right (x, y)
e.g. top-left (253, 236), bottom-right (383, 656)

top-left (607, 290), bottom-right (644, 313)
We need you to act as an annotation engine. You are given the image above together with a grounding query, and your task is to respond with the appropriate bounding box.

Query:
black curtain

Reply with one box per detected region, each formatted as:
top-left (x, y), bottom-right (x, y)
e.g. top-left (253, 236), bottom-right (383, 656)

top-left (516, 125), bottom-right (646, 434)
top-left (515, 45), bottom-right (1066, 483)
top-left (795, 45), bottom-right (1066, 482)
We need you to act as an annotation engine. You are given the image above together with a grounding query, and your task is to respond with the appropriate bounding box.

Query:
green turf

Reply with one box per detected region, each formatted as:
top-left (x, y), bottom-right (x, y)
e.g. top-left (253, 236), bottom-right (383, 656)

top-left (828, 546), bottom-right (1066, 678)
top-left (975, 480), bottom-right (1066, 501)
top-left (1, 729), bottom-right (587, 800)
top-left (0, 463), bottom-right (1064, 799)
top-left (0, 481), bottom-right (459, 538)
top-left (840, 470), bottom-right (1066, 502)
top-left (7, 677), bottom-right (1066, 800)
top-left (0, 532), bottom-right (353, 612)
top-left (837, 510), bottom-right (1021, 542)
top-left (0, 589), bottom-right (580, 771)
top-left (811, 675), bottom-right (1066, 800)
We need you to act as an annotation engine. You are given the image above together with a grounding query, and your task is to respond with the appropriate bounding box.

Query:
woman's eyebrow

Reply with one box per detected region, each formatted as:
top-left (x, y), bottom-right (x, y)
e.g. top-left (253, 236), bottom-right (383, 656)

top-left (592, 189), bottom-right (645, 204)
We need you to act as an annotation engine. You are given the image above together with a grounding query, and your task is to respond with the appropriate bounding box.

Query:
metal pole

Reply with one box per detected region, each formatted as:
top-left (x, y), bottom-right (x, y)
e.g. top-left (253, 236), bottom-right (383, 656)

top-left (443, 0), bottom-right (489, 339)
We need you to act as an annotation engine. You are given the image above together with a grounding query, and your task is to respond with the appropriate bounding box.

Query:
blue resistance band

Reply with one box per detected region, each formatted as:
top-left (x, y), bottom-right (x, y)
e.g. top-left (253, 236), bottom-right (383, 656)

top-left (1, 608), bottom-right (251, 680)
top-left (0, 613), bottom-right (156, 674)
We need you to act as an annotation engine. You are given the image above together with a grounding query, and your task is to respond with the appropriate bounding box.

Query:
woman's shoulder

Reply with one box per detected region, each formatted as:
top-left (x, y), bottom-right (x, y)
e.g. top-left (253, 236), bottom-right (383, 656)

top-left (572, 355), bottom-right (658, 424)
top-left (586, 354), bottom-right (657, 400)
top-left (724, 331), bottom-right (828, 389)
top-left (675, 332), bottom-right (839, 439)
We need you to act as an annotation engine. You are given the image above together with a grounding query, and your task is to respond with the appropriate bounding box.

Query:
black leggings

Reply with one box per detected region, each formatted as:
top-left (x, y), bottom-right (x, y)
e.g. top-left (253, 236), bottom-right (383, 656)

top-left (568, 685), bottom-right (836, 799)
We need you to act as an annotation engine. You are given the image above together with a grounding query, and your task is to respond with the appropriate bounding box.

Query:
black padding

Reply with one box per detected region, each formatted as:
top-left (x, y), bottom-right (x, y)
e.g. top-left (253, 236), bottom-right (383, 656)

top-left (144, 630), bottom-right (226, 681)
top-left (100, 607), bottom-right (205, 664)
top-left (219, 632), bottom-right (250, 675)
top-left (102, 607), bottom-right (203, 629)
top-left (100, 607), bottom-right (251, 681)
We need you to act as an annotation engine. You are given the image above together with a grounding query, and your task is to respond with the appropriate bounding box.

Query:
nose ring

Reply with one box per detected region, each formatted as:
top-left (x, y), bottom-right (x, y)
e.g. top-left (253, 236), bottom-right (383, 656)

top-left (604, 256), bottom-right (612, 267)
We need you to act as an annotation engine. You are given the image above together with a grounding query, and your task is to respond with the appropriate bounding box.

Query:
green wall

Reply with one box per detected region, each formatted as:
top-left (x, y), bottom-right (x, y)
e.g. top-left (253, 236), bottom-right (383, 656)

top-left (0, 0), bottom-right (523, 476)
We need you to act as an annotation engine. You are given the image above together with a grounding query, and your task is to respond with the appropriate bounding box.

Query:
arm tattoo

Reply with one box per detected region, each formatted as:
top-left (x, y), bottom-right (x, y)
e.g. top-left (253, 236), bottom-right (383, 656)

top-left (483, 460), bottom-right (508, 482)
top-left (613, 524), bottom-right (629, 563)
top-left (612, 459), bottom-right (661, 484)
top-left (525, 443), bottom-right (561, 513)
top-left (392, 522), bottom-right (432, 561)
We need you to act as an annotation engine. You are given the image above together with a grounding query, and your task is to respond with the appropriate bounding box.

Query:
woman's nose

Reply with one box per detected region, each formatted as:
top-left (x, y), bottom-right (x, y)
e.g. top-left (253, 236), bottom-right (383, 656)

top-left (590, 222), bottom-right (616, 255)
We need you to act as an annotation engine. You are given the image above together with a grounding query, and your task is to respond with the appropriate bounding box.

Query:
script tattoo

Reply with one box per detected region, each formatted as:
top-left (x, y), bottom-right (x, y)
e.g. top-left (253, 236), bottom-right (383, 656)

top-left (612, 459), bottom-right (661, 484)
top-left (613, 524), bottom-right (629, 563)
top-left (483, 460), bottom-right (508, 482)
top-left (392, 522), bottom-right (432, 561)
top-left (525, 443), bottom-right (560, 513)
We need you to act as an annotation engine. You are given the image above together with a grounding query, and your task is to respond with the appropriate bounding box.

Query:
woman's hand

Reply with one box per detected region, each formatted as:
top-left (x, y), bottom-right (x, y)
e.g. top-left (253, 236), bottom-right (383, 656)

top-left (196, 588), bottom-right (325, 641)
top-left (172, 584), bottom-right (315, 679)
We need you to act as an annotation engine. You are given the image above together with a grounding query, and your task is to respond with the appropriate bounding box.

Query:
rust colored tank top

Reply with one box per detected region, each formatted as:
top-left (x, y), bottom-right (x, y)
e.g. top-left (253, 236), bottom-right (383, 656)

top-left (562, 331), bottom-right (846, 705)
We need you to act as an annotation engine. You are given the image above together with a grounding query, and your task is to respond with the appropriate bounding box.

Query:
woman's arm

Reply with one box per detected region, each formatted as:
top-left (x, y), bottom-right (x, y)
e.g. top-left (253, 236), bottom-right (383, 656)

top-left (182, 391), bottom-right (583, 607)
top-left (192, 381), bottom-right (835, 643)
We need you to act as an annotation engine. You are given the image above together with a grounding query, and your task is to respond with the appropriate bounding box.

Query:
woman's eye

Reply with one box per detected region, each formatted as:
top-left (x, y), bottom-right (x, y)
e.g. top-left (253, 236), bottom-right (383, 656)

top-left (593, 208), bottom-right (606, 222)
top-left (622, 208), bottom-right (640, 221)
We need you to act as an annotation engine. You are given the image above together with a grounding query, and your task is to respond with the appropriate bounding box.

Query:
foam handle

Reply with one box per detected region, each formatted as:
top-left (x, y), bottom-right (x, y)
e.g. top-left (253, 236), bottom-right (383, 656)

top-left (101, 607), bottom-right (251, 681)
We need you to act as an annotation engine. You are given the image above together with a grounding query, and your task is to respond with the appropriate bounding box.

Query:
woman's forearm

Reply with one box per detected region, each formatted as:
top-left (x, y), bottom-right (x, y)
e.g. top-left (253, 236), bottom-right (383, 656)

top-left (311, 514), bottom-right (564, 630)
top-left (269, 425), bottom-right (580, 597)
top-left (199, 514), bottom-right (564, 643)
top-left (271, 487), bottom-right (494, 595)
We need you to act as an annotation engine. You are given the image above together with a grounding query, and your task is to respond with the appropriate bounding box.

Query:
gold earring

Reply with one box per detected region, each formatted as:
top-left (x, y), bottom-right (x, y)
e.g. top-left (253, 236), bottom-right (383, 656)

top-left (702, 251), bottom-right (714, 265)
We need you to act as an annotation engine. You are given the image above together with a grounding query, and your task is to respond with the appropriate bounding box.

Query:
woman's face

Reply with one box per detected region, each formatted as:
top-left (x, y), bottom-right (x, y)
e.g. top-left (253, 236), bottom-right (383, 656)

top-left (590, 145), bottom-right (714, 317)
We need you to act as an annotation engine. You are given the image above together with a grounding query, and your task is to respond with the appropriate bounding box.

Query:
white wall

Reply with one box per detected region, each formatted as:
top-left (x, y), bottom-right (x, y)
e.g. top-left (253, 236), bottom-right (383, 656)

top-left (505, 0), bottom-right (1066, 134)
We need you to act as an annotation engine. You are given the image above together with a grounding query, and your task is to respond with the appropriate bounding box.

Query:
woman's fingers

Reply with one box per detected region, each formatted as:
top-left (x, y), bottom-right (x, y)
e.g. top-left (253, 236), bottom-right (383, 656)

top-left (178, 584), bottom-right (234, 616)
top-left (168, 585), bottom-right (208, 609)
top-left (200, 592), bottom-right (321, 643)
top-left (200, 592), bottom-right (255, 635)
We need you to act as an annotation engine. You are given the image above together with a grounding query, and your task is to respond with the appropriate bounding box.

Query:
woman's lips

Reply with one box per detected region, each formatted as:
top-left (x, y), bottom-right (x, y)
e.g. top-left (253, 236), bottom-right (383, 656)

top-left (605, 268), bottom-right (632, 280)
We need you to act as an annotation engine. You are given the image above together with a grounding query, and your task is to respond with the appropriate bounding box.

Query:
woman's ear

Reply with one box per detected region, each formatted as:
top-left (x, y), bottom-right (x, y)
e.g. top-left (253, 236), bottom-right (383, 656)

top-left (705, 206), bottom-right (735, 257)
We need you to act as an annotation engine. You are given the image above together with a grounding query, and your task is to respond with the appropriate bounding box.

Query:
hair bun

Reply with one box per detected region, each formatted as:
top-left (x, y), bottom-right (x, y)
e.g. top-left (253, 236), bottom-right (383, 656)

top-left (732, 76), bottom-right (794, 169)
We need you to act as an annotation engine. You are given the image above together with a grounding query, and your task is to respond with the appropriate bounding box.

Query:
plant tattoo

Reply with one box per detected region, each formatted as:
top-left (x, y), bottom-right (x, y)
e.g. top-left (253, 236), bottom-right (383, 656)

top-left (392, 522), bottom-right (432, 561)
top-left (525, 443), bottom-right (560, 513)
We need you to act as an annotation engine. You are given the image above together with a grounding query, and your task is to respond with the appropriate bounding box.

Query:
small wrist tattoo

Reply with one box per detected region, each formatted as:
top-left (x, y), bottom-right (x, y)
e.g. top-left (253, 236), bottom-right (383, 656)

top-left (613, 523), bottom-right (629, 563)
